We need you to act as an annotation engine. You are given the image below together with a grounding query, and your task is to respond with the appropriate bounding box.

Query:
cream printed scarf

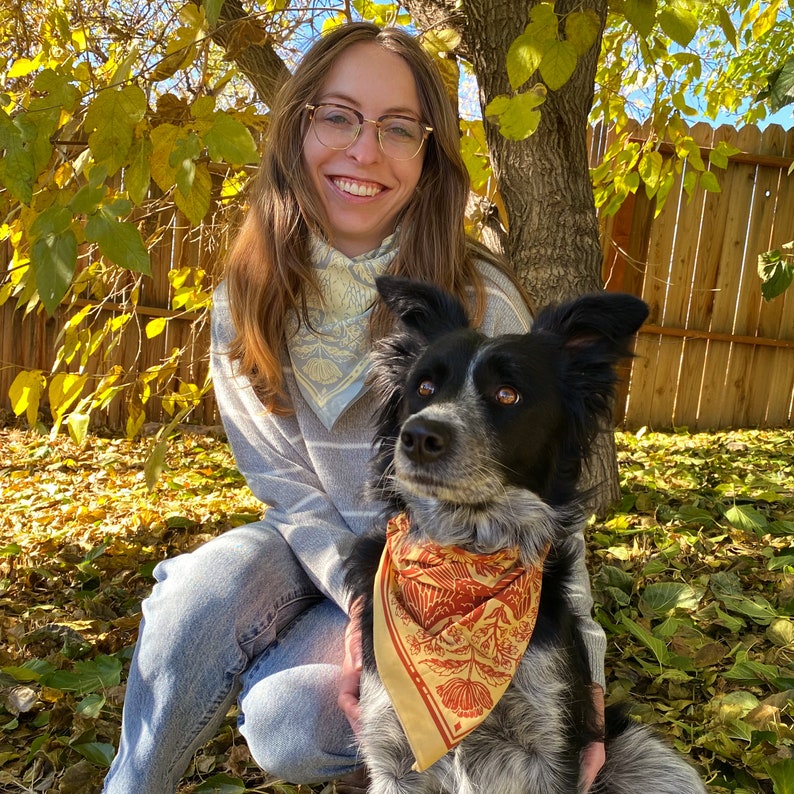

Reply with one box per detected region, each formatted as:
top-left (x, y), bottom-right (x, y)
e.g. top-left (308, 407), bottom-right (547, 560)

top-left (287, 235), bottom-right (398, 430)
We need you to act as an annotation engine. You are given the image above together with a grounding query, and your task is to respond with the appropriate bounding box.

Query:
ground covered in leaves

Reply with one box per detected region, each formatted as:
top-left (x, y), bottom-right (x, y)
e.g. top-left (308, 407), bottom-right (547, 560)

top-left (0, 426), bottom-right (792, 793)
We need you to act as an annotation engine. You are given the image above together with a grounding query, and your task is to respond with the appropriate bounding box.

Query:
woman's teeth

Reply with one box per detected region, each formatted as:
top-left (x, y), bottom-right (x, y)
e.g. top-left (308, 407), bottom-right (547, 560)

top-left (333, 178), bottom-right (382, 197)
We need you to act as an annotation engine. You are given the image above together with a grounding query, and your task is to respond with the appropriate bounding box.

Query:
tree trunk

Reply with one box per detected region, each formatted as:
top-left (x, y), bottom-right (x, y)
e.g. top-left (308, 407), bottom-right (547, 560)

top-left (461, 0), bottom-right (619, 516)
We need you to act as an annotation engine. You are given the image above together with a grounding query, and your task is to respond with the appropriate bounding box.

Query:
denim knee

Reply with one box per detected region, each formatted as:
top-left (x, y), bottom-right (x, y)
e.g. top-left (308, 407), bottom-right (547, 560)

top-left (145, 523), bottom-right (319, 657)
top-left (239, 664), bottom-right (356, 783)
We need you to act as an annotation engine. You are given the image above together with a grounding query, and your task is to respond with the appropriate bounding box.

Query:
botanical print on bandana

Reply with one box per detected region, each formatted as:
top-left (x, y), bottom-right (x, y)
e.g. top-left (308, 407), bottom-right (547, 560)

top-left (373, 512), bottom-right (546, 772)
top-left (287, 234), bottom-right (398, 430)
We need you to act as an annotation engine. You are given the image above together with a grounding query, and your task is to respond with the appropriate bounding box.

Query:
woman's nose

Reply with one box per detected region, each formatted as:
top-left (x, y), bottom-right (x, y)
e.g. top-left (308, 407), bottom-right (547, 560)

top-left (346, 120), bottom-right (382, 163)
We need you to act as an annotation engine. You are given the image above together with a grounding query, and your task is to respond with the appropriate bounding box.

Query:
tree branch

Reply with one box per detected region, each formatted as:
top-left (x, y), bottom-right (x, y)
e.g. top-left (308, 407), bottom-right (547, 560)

top-left (202, 0), bottom-right (291, 108)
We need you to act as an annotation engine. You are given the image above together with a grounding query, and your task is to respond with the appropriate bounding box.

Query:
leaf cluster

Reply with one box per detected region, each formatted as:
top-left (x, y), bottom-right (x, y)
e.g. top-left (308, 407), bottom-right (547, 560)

top-left (1, 426), bottom-right (792, 791)
top-left (1, 0), bottom-right (273, 447)
top-left (593, 427), bottom-right (794, 793)
top-left (592, 0), bottom-right (793, 219)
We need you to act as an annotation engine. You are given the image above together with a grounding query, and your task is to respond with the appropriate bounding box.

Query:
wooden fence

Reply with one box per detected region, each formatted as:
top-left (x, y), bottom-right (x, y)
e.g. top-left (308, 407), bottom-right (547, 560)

top-left (1, 122), bottom-right (792, 432)
top-left (595, 121), bottom-right (794, 430)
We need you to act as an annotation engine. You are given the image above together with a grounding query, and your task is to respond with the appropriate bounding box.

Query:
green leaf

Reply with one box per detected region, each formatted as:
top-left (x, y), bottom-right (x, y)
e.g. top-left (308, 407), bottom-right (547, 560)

top-left (539, 39), bottom-right (578, 91)
top-left (203, 112), bottom-right (259, 165)
top-left (169, 131), bottom-right (202, 196)
top-left (766, 759), bottom-right (794, 794)
top-left (0, 113), bottom-right (35, 204)
top-left (125, 137), bottom-right (153, 206)
top-left (758, 247), bottom-right (794, 301)
top-left (76, 693), bottom-right (106, 719)
top-left (619, 613), bottom-right (671, 667)
top-left (723, 658), bottom-right (781, 687)
top-left (725, 504), bottom-right (768, 534)
top-left (658, 0), bottom-right (699, 47)
top-left (718, 592), bottom-right (778, 626)
top-left (194, 773), bottom-right (246, 793)
top-left (765, 57), bottom-right (794, 112)
top-left (39, 655), bottom-right (121, 695)
top-left (699, 170), bottom-right (722, 193)
top-left (174, 161), bottom-right (212, 225)
top-left (639, 582), bottom-right (702, 617)
top-left (72, 741), bottom-right (115, 767)
top-left (70, 183), bottom-right (107, 215)
top-left (84, 85), bottom-right (147, 175)
top-left (623, 0), bottom-right (656, 38)
top-left (85, 212), bottom-right (151, 276)
top-left (204, 0), bottom-right (226, 26)
top-left (29, 205), bottom-right (78, 314)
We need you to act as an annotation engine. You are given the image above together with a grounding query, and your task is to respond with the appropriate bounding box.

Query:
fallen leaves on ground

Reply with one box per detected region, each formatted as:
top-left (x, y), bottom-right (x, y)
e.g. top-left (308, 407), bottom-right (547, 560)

top-left (0, 426), bottom-right (792, 792)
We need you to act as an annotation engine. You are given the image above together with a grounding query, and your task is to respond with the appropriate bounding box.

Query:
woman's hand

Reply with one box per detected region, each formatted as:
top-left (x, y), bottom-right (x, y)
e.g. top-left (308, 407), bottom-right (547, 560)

top-left (338, 597), bottom-right (363, 735)
top-left (579, 683), bottom-right (606, 792)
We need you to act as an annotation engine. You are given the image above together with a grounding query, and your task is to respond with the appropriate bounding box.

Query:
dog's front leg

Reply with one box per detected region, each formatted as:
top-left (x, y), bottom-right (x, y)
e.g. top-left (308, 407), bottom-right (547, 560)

top-left (358, 670), bottom-right (443, 794)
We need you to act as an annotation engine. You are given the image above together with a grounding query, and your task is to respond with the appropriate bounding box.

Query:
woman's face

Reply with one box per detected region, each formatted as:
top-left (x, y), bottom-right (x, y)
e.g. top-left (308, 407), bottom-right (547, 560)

top-left (302, 42), bottom-right (426, 258)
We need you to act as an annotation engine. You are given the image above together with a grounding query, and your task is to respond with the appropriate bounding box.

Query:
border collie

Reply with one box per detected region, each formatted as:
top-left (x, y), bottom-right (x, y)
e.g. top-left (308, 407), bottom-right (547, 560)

top-left (345, 276), bottom-right (705, 794)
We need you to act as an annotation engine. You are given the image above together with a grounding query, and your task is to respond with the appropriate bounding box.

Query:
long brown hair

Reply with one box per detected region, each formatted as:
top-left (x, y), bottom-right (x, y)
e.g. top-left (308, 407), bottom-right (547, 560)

top-left (224, 22), bottom-right (508, 413)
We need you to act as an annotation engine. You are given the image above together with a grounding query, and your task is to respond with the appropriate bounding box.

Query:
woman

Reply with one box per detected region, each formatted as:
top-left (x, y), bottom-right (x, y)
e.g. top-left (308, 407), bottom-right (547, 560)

top-left (103, 22), bottom-right (606, 794)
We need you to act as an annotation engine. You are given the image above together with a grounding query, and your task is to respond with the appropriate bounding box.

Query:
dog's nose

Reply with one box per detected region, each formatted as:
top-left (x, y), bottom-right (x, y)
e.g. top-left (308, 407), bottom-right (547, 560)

top-left (400, 420), bottom-right (448, 463)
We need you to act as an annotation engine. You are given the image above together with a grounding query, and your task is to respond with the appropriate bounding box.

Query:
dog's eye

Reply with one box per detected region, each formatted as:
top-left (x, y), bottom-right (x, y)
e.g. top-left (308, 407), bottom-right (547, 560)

top-left (495, 386), bottom-right (520, 405)
top-left (417, 379), bottom-right (436, 398)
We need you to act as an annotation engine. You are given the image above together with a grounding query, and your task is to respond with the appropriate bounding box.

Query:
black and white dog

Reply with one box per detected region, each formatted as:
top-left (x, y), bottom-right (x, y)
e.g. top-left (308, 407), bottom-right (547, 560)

top-left (345, 276), bottom-right (705, 794)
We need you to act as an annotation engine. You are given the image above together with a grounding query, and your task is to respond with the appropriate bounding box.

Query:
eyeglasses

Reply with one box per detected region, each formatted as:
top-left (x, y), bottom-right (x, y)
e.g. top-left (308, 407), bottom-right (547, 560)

top-left (305, 103), bottom-right (433, 161)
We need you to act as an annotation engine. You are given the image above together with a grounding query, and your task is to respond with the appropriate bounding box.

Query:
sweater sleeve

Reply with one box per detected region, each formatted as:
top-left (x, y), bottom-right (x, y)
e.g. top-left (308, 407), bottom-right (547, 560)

top-left (476, 262), bottom-right (607, 689)
top-left (210, 283), bottom-right (358, 611)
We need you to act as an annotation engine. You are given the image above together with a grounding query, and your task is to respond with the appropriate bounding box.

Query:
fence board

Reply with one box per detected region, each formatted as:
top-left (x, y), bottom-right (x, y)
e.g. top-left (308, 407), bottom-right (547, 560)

top-left (730, 125), bottom-right (787, 426)
top-left (761, 126), bottom-right (794, 426)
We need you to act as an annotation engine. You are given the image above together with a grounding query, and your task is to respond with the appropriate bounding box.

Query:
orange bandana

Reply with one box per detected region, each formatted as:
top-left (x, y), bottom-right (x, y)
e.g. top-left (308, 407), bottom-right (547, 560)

top-left (373, 512), bottom-right (546, 771)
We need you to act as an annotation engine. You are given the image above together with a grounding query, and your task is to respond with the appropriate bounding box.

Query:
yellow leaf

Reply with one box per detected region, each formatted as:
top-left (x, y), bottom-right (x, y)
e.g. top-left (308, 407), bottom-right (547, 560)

top-left (173, 162), bottom-right (212, 225)
top-left (145, 317), bottom-right (168, 339)
top-left (507, 33), bottom-right (544, 90)
top-left (565, 9), bottom-right (601, 56)
top-left (539, 39), bottom-right (578, 91)
top-left (8, 54), bottom-right (44, 78)
top-left (150, 123), bottom-right (182, 192)
top-left (752, 0), bottom-right (781, 40)
top-left (526, 3), bottom-right (560, 41)
top-left (84, 86), bottom-right (147, 175)
top-left (49, 373), bottom-right (88, 422)
top-left (421, 28), bottom-right (462, 55)
top-left (9, 370), bottom-right (46, 425)
top-left (66, 412), bottom-right (91, 445)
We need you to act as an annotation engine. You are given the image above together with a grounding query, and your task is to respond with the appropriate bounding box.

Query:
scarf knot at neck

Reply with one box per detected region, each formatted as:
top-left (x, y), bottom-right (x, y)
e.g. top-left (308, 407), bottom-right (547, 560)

top-left (373, 512), bottom-right (546, 771)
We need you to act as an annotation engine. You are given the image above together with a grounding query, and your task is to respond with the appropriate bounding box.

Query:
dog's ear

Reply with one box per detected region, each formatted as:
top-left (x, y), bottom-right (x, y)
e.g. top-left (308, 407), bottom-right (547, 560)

top-left (533, 293), bottom-right (648, 363)
top-left (376, 275), bottom-right (470, 339)
top-left (533, 293), bottom-right (648, 471)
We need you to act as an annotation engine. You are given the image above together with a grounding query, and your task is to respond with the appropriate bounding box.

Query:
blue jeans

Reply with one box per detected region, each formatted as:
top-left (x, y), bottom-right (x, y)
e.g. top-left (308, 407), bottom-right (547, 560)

top-left (103, 522), bottom-right (361, 793)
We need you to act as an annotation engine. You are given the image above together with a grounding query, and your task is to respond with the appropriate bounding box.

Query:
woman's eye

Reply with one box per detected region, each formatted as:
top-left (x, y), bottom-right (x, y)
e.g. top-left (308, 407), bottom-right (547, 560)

top-left (417, 379), bottom-right (436, 398)
top-left (495, 386), bottom-right (520, 405)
